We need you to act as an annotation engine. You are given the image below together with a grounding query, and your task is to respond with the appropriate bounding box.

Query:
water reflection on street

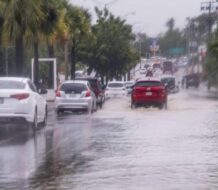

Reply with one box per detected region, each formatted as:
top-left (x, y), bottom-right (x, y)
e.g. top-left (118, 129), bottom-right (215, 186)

top-left (1, 91), bottom-right (218, 190)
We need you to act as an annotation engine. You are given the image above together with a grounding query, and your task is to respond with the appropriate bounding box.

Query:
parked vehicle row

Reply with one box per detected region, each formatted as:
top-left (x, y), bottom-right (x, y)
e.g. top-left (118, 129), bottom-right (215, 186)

top-left (0, 76), bottom-right (173, 131)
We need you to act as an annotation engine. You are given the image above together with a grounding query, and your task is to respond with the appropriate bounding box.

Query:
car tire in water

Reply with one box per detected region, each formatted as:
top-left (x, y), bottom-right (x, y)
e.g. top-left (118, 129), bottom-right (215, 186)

top-left (31, 109), bottom-right (38, 132)
top-left (164, 101), bottom-right (168, 110)
top-left (131, 101), bottom-right (136, 109)
top-left (42, 107), bottom-right (47, 128)
top-left (57, 109), bottom-right (63, 116)
top-left (158, 103), bottom-right (164, 110)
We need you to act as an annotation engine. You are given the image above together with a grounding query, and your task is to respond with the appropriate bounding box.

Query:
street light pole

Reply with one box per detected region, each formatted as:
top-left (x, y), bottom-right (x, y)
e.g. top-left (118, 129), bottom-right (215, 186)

top-left (200, 0), bottom-right (218, 40)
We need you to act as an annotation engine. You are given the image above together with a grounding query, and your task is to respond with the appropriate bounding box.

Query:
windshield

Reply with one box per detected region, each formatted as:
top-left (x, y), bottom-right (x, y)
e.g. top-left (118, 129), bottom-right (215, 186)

top-left (135, 81), bottom-right (162, 87)
top-left (161, 77), bottom-right (175, 84)
top-left (108, 83), bottom-right (124, 88)
top-left (0, 80), bottom-right (25, 89)
top-left (125, 82), bottom-right (134, 87)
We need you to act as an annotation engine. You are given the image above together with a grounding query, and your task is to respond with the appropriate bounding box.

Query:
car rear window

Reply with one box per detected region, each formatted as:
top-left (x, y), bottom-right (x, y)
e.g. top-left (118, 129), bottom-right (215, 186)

top-left (60, 83), bottom-right (87, 94)
top-left (135, 81), bottom-right (162, 87)
top-left (108, 83), bottom-right (124, 88)
top-left (125, 82), bottom-right (134, 87)
top-left (76, 78), bottom-right (98, 90)
top-left (161, 78), bottom-right (175, 84)
top-left (0, 80), bottom-right (25, 89)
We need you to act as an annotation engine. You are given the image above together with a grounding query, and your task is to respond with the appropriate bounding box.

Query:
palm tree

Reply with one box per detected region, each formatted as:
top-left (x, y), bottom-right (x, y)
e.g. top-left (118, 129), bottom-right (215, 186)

top-left (1, 0), bottom-right (44, 76)
top-left (63, 2), bottom-right (91, 79)
top-left (29, 0), bottom-right (60, 88)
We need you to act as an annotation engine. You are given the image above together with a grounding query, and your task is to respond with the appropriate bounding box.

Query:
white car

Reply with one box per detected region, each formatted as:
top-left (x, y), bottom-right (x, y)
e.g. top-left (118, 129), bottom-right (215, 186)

top-left (0, 77), bottom-right (47, 130)
top-left (55, 80), bottom-right (97, 114)
top-left (105, 81), bottom-right (127, 98)
top-left (125, 81), bottom-right (135, 95)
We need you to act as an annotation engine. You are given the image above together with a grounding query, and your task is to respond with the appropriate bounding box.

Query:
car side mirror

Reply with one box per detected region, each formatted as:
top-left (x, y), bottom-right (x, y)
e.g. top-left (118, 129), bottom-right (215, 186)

top-left (38, 88), bottom-right (48, 95)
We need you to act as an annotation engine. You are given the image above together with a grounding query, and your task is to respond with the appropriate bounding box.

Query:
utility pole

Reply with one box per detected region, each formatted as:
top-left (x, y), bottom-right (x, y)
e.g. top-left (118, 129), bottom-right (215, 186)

top-left (200, 0), bottom-right (218, 41)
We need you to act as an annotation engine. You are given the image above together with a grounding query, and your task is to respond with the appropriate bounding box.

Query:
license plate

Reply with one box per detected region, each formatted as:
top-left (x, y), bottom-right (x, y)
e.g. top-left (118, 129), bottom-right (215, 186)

top-left (146, 92), bottom-right (152, 96)
top-left (70, 94), bottom-right (77, 97)
top-left (0, 98), bottom-right (4, 104)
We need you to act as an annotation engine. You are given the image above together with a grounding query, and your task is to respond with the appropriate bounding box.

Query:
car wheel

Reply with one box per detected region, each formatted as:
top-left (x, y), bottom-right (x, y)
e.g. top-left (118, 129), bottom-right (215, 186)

top-left (94, 101), bottom-right (98, 112)
top-left (164, 101), bottom-right (168, 110)
top-left (57, 109), bottom-right (63, 116)
top-left (131, 101), bottom-right (136, 109)
top-left (99, 100), bottom-right (103, 109)
top-left (42, 107), bottom-right (47, 128)
top-left (91, 101), bottom-right (97, 113)
top-left (31, 109), bottom-right (38, 131)
top-left (158, 103), bottom-right (164, 110)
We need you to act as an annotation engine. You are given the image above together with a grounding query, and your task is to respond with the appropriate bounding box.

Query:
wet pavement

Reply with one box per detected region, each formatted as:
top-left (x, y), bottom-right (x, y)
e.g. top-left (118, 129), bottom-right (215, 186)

top-left (1, 90), bottom-right (218, 190)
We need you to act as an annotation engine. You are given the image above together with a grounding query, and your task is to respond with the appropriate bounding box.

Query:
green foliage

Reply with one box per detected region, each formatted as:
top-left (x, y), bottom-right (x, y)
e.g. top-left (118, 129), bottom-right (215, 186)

top-left (79, 8), bottom-right (139, 80)
top-left (134, 33), bottom-right (150, 58)
top-left (0, 1), bottom-right (138, 81)
top-left (205, 29), bottom-right (218, 86)
top-left (159, 18), bottom-right (186, 57)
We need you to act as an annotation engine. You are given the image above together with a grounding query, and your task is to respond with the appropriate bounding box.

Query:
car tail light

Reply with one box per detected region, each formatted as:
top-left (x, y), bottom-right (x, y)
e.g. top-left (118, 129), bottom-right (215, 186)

top-left (56, 91), bottom-right (61, 97)
top-left (10, 93), bottom-right (30, 100)
top-left (85, 91), bottom-right (91, 97)
top-left (159, 89), bottom-right (166, 96)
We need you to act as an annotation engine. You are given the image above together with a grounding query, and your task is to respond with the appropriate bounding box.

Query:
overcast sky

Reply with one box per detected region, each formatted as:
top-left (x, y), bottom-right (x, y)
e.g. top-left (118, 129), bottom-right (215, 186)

top-left (70, 0), bottom-right (201, 37)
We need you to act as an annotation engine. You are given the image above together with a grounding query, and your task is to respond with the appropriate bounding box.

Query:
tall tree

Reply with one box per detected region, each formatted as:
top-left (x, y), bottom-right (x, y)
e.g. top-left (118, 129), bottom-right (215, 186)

top-left (63, 2), bottom-right (91, 79)
top-left (1, 0), bottom-right (43, 76)
top-left (83, 8), bottom-right (139, 81)
top-left (159, 18), bottom-right (186, 57)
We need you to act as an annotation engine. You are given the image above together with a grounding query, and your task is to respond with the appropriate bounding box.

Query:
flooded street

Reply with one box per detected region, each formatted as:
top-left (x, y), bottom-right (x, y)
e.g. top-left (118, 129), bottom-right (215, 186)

top-left (1, 91), bottom-right (218, 190)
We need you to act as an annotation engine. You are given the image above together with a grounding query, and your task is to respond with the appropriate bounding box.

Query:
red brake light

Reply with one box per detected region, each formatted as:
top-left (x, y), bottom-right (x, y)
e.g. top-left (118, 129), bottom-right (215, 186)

top-left (85, 91), bottom-right (91, 97)
top-left (56, 91), bottom-right (61, 97)
top-left (10, 93), bottom-right (29, 100)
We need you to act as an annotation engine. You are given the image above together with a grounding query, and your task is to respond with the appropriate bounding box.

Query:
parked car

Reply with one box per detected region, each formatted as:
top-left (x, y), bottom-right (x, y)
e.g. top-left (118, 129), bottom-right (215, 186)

top-left (105, 81), bottom-right (127, 98)
top-left (161, 75), bottom-right (179, 93)
top-left (75, 77), bottom-right (105, 108)
top-left (131, 78), bottom-right (167, 109)
top-left (0, 77), bottom-right (48, 130)
top-left (55, 80), bottom-right (97, 114)
top-left (125, 81), bottom-right (135, 95)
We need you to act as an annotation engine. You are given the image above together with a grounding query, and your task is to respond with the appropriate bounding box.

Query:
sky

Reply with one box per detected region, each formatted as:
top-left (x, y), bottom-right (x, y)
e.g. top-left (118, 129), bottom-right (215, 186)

top-left (70, 0), bottom-right (202, 37)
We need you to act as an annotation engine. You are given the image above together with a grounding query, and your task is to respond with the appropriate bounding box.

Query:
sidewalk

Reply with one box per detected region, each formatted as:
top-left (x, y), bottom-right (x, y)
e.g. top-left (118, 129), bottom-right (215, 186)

top-left (187, 83), bottom-right (218, 99)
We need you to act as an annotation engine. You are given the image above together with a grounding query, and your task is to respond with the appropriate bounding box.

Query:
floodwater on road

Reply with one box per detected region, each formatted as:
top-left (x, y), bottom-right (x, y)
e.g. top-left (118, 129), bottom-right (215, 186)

top-left (0, 90), bottom-right (218, 190)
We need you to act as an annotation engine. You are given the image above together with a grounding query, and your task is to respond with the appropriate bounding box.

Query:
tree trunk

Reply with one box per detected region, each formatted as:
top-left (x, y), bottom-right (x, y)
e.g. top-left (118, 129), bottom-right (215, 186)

top-left (15, 34), bottom-right (24, 76)
top-left (64, 41), bottom-right (69, 80)
top-left (70, 45), bottom-right (76, 80)
top-left (48, 44), bottom-right (55, 88)
top-left (127, 71), bottom-right (131, 81)
top-left (34, 39), bottom-right (39, 90)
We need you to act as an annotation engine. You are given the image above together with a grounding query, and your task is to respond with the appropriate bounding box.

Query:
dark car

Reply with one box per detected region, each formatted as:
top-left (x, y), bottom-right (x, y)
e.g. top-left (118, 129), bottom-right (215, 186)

top-left (183, 74), bottom-right (200, 89)
top-left (131, 78), bottom-right (168, 110)
top-left (75, 77), bottom-right (105, 108)
top-left (161, 75), bottom-right (179, 93)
